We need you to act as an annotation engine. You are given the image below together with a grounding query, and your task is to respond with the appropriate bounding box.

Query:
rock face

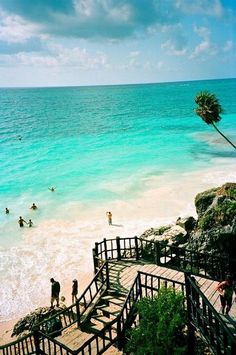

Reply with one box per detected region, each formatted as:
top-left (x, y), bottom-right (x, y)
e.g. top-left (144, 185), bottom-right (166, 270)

top-left (187, 182), bottom-right (236, 258)
top-left (140, 183), bottom-right (236, 261)
top-left (12, 306), bottom-right (63, 338)
top-left (140, 217), bottom-right (196, 246)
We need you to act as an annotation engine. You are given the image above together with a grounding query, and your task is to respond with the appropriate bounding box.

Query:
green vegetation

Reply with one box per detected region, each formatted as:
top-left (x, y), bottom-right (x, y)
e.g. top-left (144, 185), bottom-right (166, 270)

top-left (198, 200), bottom-right (236, 230)
top-left (126, 287), bottom-right (187, 355)
top-left (195, 91), bottom-right (236, 150)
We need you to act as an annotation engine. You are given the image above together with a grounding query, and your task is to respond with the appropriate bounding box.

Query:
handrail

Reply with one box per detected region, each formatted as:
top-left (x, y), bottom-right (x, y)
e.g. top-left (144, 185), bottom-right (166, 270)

top-left (75, 317), bottom-right (118, 354)
top-left (37, 330), bottom-right (75, 354)
top-left (93, 237), bottom-right (236, 281)
top-left (0, 333), bottom-right (35, 354)
top-left (75, 270), bottom-right (186, 353)
top-left (1, 261), bottom-right (109, 351)
top-left (37, 260), bottom-right (109, 335)
top-left (185, 274), bottom-right (236, 354)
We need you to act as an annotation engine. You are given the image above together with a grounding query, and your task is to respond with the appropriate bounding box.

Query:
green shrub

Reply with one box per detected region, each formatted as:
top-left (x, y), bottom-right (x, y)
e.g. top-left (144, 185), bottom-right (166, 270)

top-left (125, 287), bottom-right (187, 355)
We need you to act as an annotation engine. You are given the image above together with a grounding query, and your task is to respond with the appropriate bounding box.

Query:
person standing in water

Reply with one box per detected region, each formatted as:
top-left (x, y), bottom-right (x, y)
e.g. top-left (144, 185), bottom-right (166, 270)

top-left (28, 219), bottom-right (33, 227)
top-left (30, 203), bottom-right (37, 210)
top-left (72, 279), bottom-right (78, 303)
top-left (106, 211), bottom-right (112, 225)
top-left (5, 208), bottom-right (10, 214)
top-left (18, 216), bottom-right (27, 227)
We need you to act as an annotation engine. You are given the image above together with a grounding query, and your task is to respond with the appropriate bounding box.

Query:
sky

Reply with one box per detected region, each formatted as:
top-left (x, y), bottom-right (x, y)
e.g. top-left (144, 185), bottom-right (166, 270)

top-left (0, 0), bottom-right (235, 87)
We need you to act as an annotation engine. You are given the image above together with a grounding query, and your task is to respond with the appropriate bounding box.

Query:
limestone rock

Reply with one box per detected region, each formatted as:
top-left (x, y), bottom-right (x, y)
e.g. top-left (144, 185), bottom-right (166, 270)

top-left (12, 306), bottom-right (63, 338)
top-left (188, 182), bottom-right (236, 261)
top-left (176, 216), bottom-right (196, 232)
top-left (140, 224), bottom-right (188, 246)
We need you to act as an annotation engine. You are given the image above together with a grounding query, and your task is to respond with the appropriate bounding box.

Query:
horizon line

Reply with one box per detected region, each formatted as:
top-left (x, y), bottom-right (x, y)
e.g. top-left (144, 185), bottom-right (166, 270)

top-left (0, 76), bottom-right (235, 90)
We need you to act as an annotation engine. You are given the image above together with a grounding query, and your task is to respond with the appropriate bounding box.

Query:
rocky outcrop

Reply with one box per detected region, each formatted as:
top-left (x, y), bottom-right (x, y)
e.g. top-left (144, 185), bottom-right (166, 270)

top-left (187, 183), bottom-right (236, 258)
top-left (140, 217), bottom-right (196, 246)
top-left (12, 306), bottom-right (63, 338)
top-left (140, 183), bottom-right (236, 261)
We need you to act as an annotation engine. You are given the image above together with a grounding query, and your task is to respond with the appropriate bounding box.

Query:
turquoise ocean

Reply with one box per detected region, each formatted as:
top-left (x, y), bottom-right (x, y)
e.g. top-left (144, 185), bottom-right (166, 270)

top-left (0, 79), bottom-right (236, 326)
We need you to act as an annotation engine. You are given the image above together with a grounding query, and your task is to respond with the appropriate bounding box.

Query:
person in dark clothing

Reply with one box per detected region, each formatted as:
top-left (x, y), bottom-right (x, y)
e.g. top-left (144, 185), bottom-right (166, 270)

top-left (50, 278), bottom-right (61, 307)
top-left (5, 208), bottom-right (10, 214)
top-left (72, 279), bottom-right (78, 304)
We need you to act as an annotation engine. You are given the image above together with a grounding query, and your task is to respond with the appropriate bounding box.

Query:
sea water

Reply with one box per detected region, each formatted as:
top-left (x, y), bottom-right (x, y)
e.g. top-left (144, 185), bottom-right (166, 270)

top-left (0, 79), bottom-right (236, 324)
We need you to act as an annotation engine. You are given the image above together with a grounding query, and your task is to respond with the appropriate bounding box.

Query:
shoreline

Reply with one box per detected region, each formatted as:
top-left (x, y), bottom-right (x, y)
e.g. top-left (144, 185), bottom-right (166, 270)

top-left (0, 158), bottom-right (236, 345)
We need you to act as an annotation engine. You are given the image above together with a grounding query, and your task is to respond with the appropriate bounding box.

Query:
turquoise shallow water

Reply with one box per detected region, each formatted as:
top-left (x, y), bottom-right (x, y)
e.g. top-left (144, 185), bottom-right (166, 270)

top-left (0, 79), bottom-right (236, 324)
top-left (0, 79), bottom-right (235, 203)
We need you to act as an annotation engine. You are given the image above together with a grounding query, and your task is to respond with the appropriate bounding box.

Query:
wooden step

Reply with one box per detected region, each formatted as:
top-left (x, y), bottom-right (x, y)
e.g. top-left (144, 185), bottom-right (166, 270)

top-left (91, 314), bottom-right (113, 326)
top-left (96, 305), bottom-right (121, 318)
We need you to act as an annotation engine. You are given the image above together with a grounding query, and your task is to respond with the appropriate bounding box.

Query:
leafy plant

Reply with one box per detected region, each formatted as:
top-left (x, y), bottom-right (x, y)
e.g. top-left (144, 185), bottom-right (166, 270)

top-left (125, 287), bottom-right (187, 355)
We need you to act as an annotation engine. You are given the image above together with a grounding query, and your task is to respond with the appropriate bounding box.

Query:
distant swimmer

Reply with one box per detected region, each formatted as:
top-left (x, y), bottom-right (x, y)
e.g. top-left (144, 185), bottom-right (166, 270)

top-left (5, 208), bottom-right (10, 214)
top-left (17, 135), bottom-right (22, 141)
top-left (18, 216), bottom-right (27, 227)
top-left (48, 187), bottom-right (56, 192)
top-left (28, 219), bottom-right (33, 227)
top-left (30, 203), bottom-right (37, 210)
top-left (106, 211), bottom-right (112, 225)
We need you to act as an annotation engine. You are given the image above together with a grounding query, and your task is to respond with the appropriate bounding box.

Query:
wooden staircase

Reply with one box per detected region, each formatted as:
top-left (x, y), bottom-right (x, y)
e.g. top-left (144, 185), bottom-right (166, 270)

top-left (55, 288), bottom-right (127, 352)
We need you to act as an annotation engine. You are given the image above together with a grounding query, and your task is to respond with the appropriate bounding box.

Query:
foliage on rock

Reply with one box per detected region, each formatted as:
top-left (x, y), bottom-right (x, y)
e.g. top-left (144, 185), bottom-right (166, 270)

top-left (12, 306), bottom-right (62, 337)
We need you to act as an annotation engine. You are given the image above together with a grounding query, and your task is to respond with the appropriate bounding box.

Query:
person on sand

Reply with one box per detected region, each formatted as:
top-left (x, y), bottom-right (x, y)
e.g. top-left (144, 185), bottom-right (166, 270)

top-left (18, 216), bottom-right (27, 227)
top-left (50, 278), bottom-right (61, 308)
top-left (216, 275), bottom-right (235, 315)
top-left (106, 211), bottom-right (112, 225)
top-left (48, 187), bottom-right (56, 192)
top-left (60, 296), bottom-right (67, 309)
top-left (72, 279), bottom-right (78, 303)
top-left (5, 207), bottom-right (10, 214)
top-left (28, 219), bottom-right (33, 227)
top-left (30, 203), bottom-right (37, 210)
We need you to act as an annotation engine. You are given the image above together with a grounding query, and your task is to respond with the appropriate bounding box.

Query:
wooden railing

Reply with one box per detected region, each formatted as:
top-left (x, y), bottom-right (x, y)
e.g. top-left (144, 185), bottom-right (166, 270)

top-left (0, 261), bottom-right (110, 354)
top-left (74, 270), bottom-right (186, 354)
top-left (0, 333), bottom-right (36, 355)
top-left (36, 331), bottom-right (75, 355)
top-left (1, 236), bottom-right (236, 355)
top-left (185, 273), bottom-right (236, 355)
top-left (93, 236), bottom-right (236, 281)
top-left (37, 260), bottom-right (109, 336)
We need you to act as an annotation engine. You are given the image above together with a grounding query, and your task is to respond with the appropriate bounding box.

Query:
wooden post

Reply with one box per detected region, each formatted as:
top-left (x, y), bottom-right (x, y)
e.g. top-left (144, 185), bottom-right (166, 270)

top-left (137, 271), bottom-right (142, 299)
top-left (184, 272), bottom-right (195, 354)
top-left (76, 300), bottom-right (81, 328)
top-left (103, 238), bottom-right (108, 260)
top-left (105, 261), bottom-right (110, 289)
top-left (116, 317), bottom-right (124, 350)
top-left (92, 248), bottom-right (97, 274)
top-left (135, 236), bottom-right (139, 261)
top-left (116, 236), bottom-right (121, 261)
top-left (155, 241), bottom-right (161, 265)
top-left (33, 330), bottom-right (40, 355)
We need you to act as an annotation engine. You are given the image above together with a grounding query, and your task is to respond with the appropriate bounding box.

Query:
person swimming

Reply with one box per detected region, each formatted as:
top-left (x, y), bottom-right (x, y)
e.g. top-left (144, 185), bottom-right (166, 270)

top-left (30, 203), bottom-right (37, 210)
top-left (48, 187), bottom-right (56, 192)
